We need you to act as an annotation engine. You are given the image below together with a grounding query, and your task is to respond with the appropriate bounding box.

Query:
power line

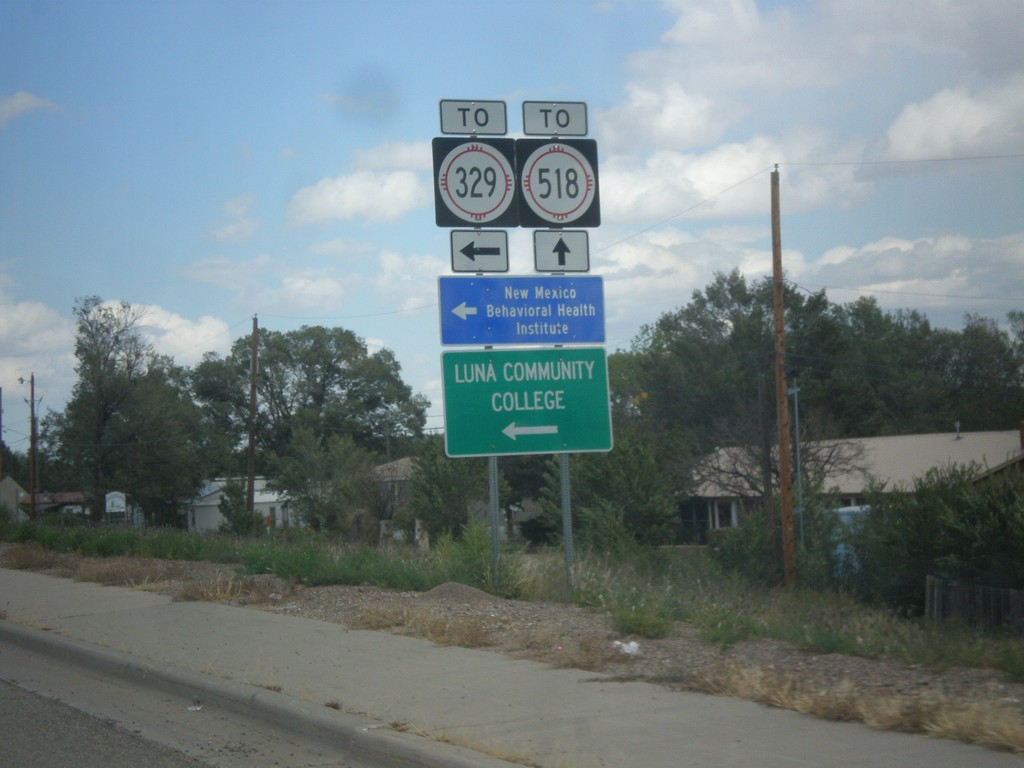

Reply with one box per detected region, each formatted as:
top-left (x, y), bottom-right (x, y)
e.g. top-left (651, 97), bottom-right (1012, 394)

top-left (789, 280), bottom-right (1024, 306)
top-left (783, 152), bottom-right (1024, 167)
top-left (593, 165), bottom-right (774, 255)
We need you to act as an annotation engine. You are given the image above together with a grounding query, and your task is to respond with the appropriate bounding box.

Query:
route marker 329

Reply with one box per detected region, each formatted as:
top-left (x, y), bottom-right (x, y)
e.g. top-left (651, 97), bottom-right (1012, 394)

top-left (432, 137), bottom-right (518, 227)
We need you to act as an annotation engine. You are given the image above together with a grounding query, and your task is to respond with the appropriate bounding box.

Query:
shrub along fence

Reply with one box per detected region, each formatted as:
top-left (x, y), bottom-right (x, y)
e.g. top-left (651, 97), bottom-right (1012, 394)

top-left (925, 576), bottom-right (1024, 633)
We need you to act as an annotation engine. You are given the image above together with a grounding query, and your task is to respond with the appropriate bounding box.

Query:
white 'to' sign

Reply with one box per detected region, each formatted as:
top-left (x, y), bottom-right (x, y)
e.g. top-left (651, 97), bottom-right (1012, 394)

top-left (439, 100), bottom-right (507, 135)
top-left (522, 101), bottom-right (588, 136)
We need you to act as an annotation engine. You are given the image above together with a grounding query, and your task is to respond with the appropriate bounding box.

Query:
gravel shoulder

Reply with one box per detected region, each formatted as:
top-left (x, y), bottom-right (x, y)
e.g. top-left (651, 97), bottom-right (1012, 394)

top-left (4, 549), bottom-right (1023, 751)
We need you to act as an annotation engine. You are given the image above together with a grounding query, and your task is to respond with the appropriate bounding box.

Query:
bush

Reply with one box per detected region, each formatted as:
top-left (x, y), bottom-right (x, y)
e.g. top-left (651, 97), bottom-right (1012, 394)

top-left (430, 518), bottom-right (525, 597)
top-left (711, 506), bottom-right (778, 585)
top-left (849, 468), bottom-right (1024, 612)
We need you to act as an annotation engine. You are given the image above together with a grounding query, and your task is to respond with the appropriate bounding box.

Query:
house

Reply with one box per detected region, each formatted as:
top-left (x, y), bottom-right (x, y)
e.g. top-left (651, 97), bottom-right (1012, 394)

top-left (32, 491), bottom-right (92, 519)
top-left (375, 456), bottom-right (414, 522)
top-left (187, 478), bottom-right (291, 533)
top-left (682, 428), bottom-right (1024, 540)
top-left (0, 476), bottom-right (29, 523)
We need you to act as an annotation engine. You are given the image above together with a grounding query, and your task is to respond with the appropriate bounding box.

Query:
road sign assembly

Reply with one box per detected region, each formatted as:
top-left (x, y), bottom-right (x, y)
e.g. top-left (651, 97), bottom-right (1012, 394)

top-left (441, 347), bottom-right (612, 457)
top-left (434, 99), bottom-right (611, 462)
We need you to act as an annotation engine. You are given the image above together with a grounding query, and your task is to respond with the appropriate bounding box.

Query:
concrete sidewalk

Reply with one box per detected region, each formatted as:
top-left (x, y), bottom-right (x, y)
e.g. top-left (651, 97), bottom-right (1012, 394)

top-left (0, 567), bottom-right (1020, 768)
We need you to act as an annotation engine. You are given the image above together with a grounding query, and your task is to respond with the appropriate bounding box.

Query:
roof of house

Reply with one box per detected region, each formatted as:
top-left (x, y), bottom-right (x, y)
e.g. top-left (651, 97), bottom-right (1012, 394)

top-left (826, 430), bottom-right (1021, 493)
top-left (694, 430), bottom-right (1022, 498)
top-left (191, 478), bottom-right (286, 508)
top-left (375, 456), bottom-right (415, 482)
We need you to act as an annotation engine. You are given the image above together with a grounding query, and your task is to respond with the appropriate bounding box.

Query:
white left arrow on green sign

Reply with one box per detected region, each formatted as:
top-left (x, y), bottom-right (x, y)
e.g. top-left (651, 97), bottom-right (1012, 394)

top-left (441, 347), bottom-right (613, 457)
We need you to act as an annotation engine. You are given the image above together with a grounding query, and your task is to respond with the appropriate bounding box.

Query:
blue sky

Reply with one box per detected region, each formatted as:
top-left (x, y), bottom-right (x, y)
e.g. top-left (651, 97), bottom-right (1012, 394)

top-left (2, 0), bottom-right (1023, 455)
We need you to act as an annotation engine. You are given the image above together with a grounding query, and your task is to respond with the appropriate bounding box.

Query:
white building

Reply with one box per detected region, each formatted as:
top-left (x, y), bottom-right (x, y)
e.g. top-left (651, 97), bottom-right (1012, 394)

top-left (187, 478), bottom-right (290, 533)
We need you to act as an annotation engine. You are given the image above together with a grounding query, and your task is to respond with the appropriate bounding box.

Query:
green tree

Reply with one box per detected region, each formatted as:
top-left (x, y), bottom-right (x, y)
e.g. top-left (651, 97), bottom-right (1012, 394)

top-left (406, 435), bottom-right (487, 541)
top-left (526, 430), bottom-right (676, 549)
top-left (851, 467), bottom-right (1024, 611)
top-left (946, 314), bottom-right (1024, 430)
top-left (217, 478), bottom-right (262, 535)
top-left (189, 351), bottom-right (250, 477)
top-left (193, 326), bottom-right (428, 469)
top-left (46, 297), bottom-right (206, 525)
top-left (620, 272), bottom-right (1024, 519)
top-left (271, 428), bottom-right (377, 539)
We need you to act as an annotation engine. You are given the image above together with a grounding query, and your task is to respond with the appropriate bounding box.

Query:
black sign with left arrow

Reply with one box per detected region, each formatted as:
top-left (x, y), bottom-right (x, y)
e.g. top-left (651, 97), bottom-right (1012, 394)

top-left (450, 230), bottom-right (509, 273)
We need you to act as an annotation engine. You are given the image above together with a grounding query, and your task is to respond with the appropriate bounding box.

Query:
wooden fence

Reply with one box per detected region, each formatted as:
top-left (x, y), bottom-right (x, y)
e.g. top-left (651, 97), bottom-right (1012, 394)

top-left (925, 576), bottom-right (1024, 632)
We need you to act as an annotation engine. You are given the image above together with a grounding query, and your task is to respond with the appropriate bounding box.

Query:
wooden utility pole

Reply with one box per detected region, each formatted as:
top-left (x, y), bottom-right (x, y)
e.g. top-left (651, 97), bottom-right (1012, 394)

top-left (246, 315), bottom-right (258, 518)
top-left (771, 167), bottom-right (796, 586)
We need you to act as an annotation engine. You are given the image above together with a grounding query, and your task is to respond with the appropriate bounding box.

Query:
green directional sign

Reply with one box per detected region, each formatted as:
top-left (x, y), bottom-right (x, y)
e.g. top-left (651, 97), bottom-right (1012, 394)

top-left (442, 347), bottom-right (613, 457)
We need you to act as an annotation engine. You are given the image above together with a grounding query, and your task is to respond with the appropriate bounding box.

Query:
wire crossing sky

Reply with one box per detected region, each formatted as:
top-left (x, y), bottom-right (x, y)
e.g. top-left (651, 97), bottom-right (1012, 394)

top-left (2, 0), bottom-right (1022, 445)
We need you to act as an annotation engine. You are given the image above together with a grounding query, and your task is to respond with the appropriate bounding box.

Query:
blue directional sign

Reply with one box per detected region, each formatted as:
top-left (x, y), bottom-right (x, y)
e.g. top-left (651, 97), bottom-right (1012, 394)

top-left (438, 275), bottom-right (605, 346)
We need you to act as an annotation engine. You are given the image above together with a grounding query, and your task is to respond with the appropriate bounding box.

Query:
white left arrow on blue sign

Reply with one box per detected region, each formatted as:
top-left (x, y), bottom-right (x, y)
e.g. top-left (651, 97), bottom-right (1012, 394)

top-left (452, 302), bottom-right (477, 320)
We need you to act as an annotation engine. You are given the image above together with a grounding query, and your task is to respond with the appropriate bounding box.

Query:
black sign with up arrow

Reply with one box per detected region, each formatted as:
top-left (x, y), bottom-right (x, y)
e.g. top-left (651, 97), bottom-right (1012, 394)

top-left (533, 230), bottom-right (590, 272)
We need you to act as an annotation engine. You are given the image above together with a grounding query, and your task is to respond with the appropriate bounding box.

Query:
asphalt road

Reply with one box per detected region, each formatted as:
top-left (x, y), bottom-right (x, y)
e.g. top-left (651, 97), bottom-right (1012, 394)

top-left (1, 679), bottom-right (214, 768)
top-left (0, 640), bottom-right (371, 768)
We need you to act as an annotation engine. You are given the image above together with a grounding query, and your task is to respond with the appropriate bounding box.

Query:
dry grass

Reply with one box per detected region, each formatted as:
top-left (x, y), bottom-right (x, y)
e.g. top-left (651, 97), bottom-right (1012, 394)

top-left (1, 544), bottom-right (61, 571)
top-left (687, 664), bottom-right (1024, 753)
top-left (173, 573), bottom-right (295, 605)
top-left (73, 557), bottom-right (183, 586)
top-left (348, 604), bottom-right (495, 649)
top-left (0, 545), bottom-right (294, 606)
top-left (504, 625), bottom-right (625, 671)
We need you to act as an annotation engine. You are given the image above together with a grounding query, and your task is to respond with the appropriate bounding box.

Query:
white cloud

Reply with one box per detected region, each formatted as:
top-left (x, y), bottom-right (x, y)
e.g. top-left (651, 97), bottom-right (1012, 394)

top-left (876, 76), bottom-right (1024, 160)
top-left (183, 254), bottom-right (272, 291)
top-left (277, 273), bottom-right (348, 309)
top-left (211, 194), bottom-right (259, 243)
top-left (598, 83), bottom-right (735, 152)
top-left (287, 170), bottom-right (431, 226)
top-left (796, 233), bottom-right (1024, 326)
top-left (134, 304), bottom-right (233, 365)
top-left (600, 133), bottom-right (871, 225)
top-left (0, 285), bottom-right (77, 437)
top-left (374, 250), bottom-right (445, 312)
top-left (827, 0), bottom-right (1024, 78)
top-left (352, 140), bottom-right (432, 171)
top-left (0, 91), bottom-right (59, 128)
top-left (0, 297), bottom-right (74, 358)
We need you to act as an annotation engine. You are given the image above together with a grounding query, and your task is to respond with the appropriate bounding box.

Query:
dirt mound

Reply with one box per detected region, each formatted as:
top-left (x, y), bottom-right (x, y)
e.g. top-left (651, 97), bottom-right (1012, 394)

top-left (421, 581), bottom-right (499, 604)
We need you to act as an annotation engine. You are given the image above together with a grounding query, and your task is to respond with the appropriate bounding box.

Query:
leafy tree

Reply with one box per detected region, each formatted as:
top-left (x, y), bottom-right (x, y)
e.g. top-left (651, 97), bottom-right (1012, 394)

top-left (45, 297), bottom-right (206, 525)
top-left (271, 428), bottom-right (377, 540)
top-left (946, 314), bottom-right (1024, 430)
top-left (406, 435), bottom-right (487, 541)
top-left (526, 431), bottom-right (676, 549)
top-left (193, 325), bottom-right (428, 470)
top-left (217, 478), bottom-right (262, 535)
top-left (618, 271), bottom-right (1024, 520)
top-left (189, 351), bottom-right (250, 477)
